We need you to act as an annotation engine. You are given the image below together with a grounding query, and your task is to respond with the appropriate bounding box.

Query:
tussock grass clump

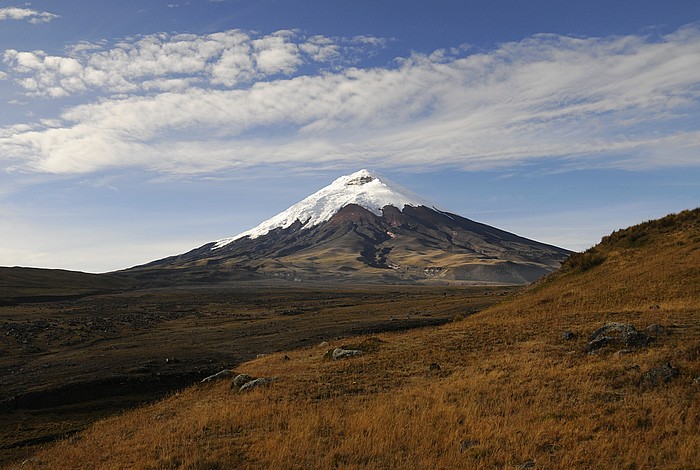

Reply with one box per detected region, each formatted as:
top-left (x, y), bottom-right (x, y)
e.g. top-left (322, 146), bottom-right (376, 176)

top-left (563, 249), bottom-right (606, 272)
top-left (16, 208), bottom-right (700, 469)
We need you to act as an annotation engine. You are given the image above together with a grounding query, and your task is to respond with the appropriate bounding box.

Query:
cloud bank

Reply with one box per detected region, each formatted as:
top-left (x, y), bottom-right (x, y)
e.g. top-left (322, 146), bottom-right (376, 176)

top-left (1, 25), bottom-right (700, 176)
top-left (0, 7), bottom-right (58, 24)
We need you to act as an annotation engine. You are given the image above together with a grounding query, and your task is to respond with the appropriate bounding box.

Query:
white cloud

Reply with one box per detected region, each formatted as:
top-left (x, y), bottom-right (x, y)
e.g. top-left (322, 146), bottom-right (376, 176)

top-left (1, 25), bottom-right (700, 175)
top-left (2, 29), bottom-right (387, 96)
top-left (252, 31), bottom-right (302, 74)
top-left (0, 7), bottom-right (58, 23)
top-left (299, 36), bottom-right (341, 62)
top-left (66, 41), bottom-right (106, 55)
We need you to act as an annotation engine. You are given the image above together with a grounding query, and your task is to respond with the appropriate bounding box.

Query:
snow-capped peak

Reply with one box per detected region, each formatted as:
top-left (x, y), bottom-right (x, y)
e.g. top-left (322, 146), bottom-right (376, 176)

top-left (213, 169), bottom-right (434, 249)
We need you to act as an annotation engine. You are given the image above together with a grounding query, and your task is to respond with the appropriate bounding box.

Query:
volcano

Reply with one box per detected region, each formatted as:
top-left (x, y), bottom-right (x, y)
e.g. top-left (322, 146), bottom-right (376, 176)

top-left (129, 170), bottom-right (571, 285)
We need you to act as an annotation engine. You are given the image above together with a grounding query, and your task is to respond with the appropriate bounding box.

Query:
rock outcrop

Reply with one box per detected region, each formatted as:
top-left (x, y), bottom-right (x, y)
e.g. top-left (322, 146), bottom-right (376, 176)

top-left (231, 373), bottom-right (276, 392)
top-left (332, 347), bottom-right (364, 360)
top-left (641, 362), bottom-right (679, 387)
top-left (587, 323), bottom-right (652, 353)
top-left (200, 369), bottom-right (234, 383)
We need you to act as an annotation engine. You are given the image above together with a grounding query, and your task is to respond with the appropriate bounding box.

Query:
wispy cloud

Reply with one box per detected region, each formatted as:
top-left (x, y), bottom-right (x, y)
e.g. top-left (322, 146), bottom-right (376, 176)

top-left (0, 7), bottom-right (58, 24)
top-left (1, 25), bottom-right (699, 176)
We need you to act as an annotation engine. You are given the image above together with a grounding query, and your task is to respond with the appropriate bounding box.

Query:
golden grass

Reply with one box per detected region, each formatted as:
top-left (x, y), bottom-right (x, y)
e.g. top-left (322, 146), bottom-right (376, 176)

top-left (15, 209), bottom-right (700, 469)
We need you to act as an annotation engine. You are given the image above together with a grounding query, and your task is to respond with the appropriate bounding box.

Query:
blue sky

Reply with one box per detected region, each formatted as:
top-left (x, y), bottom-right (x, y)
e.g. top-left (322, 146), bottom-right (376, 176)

top-left (1, 1), bottom-right (699, 272)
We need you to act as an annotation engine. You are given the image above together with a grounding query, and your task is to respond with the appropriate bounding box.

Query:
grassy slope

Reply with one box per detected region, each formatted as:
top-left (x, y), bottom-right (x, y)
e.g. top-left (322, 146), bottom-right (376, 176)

top-left (18, 209), bottom-right (700, 469)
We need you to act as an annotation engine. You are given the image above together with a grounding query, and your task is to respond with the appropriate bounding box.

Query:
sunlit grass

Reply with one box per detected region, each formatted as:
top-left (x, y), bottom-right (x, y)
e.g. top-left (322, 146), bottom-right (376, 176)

top-left (19, 209), bottom-right (700, 469)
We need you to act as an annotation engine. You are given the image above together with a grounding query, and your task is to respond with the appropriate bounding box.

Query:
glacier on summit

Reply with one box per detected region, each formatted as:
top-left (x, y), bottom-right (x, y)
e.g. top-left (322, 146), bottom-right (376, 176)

top-left (213, 169), bottom-right (433, 249)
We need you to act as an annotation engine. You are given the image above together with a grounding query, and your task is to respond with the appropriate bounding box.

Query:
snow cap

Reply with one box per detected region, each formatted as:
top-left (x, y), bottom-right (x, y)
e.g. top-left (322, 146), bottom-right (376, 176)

top-left (213, 169), bottom-right (433, 248)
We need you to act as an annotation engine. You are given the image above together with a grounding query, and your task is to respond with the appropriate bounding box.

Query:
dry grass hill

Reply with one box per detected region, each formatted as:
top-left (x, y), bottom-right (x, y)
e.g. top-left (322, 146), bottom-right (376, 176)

top-left (15, 208), bottom-right (700, 469)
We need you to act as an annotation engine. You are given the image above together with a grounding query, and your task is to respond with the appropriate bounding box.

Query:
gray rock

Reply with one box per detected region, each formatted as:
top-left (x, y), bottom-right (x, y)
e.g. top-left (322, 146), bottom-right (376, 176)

top-left (200, 369), bottom-right (234, 383)
top-left (239, 377), bottom-right (275, 392)
top-left (625, 330), bottom-right (652, 348)
top-left (332, 347), bottom-right (364, 360)
top-left (587, 322), bottom-right (651, 352)
top-left (642, 362), bottom-right (679, 387)
top-left (693, 376), bottom-right (700, 386)
top-left (232, 373), bottom-right (254, 388)
top-left (519, 460), bottom-right (535, 469)
top-left (646, 324), bottom-right (665, 336)
top-left (561, 331), bottom-right (576, 341)
top-left (587, 336), bottom-right (612, 352)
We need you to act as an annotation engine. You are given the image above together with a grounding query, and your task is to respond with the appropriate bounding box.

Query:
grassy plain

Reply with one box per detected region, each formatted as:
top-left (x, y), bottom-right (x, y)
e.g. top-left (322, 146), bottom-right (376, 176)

top-left (0, 283), bottom-right (515, 466)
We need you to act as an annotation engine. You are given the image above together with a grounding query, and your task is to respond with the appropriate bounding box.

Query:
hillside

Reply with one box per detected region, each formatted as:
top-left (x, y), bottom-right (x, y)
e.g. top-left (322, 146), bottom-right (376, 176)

top-left (16, 209), bottom-right (700, 469)
top-left (0, 267), bottom-right (133, 305)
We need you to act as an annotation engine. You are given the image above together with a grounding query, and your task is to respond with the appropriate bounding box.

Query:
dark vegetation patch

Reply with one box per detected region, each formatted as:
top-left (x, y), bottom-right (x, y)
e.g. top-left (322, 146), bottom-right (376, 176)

top-left (563, 249), bottom-right (606, 272)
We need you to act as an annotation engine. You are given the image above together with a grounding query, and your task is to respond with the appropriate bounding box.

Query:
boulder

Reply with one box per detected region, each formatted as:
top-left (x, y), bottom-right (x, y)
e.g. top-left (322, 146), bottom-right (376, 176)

top-left (232, 373), bottom-right (254, 388)
top-left (587, 322), bottom-right (651, 352)
top-left (200, 369), bottom-right (234, 383)
top-left (621, 329), bottom-right (651, 348)
top-left (642, 362), bottom-right (679, 387)
top-left (239, 377), bottom-right (275, 392)
top-left (332, 347), bottom-right (364, 360)
top-left (561, 331), bottom-right (576, 341)
top-left (646, 324), bottom-right (666, 336)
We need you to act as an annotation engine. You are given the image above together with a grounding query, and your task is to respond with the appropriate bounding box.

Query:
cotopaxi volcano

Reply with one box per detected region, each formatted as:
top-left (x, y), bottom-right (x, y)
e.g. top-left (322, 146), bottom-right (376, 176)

top-left (130, 170), bottom-right (571, 284)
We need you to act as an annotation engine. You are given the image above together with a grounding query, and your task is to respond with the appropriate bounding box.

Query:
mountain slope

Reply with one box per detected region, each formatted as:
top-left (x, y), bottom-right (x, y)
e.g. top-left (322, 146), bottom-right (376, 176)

top-left (130, 170), bottom-right (571, 285)
top-left (214, 169), bottom-right (431, 247)
top-left (22, 212), bottom-right (700, 469)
